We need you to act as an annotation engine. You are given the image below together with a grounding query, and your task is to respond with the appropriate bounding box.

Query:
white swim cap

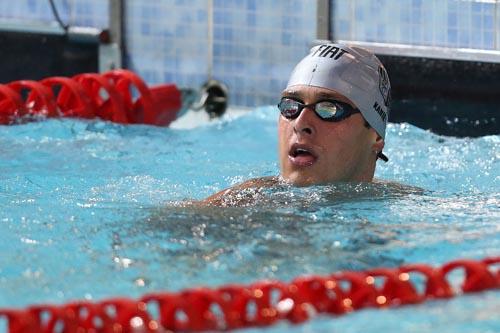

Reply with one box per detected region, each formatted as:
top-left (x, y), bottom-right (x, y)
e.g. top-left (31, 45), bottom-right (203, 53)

top-left (286, 43), bottom-right (391, 139)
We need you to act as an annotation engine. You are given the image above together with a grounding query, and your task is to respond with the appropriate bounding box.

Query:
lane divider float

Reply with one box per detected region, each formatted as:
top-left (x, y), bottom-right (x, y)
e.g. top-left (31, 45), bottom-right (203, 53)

top-left (0, 256), bottom-right (497, 332)
top-left (0, 70), bottom-right (229, 127)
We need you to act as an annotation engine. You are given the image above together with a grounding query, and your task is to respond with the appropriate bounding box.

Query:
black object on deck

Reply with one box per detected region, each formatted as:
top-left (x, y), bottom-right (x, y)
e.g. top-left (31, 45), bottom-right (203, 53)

top-left (377, 51), bottom-right (499, 138)
top-left (0, 28), bottom-right (100, 83)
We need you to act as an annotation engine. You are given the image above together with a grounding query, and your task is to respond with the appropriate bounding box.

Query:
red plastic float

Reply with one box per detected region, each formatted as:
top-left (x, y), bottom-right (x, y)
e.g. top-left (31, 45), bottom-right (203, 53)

top-left (7, 80), bottom-right (58, 118)
top-left (0, 256), bottom-right (497, 332)
top-left (0, 84), bottom-right (27, 124)
top-left (146, 84), bottom-right (182, 126)
top-left (103, 69), bottom-right (155, 124)
top-left (104, 69), bottom-right (182, 126)
top-left (0, 70), bottom-right (183, 126)
top-left (73, 73), bottom-right (128, 123)
top-left (41, 76), bottom-right (96, 119)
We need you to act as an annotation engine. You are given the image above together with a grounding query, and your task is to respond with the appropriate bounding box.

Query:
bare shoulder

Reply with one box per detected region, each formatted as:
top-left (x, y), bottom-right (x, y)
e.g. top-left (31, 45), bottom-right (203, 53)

top-left (373, 178), bottom-right (425, 194)
top-left (199, 176), bottom-right (280, 207)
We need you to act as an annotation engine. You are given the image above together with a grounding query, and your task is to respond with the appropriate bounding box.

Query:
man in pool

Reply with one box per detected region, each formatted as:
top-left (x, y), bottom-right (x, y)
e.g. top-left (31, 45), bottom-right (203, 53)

top-left (202, 43), bottom-right (391, 205)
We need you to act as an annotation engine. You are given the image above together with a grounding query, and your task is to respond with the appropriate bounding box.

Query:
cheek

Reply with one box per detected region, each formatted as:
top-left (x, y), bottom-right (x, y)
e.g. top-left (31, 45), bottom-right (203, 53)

top-left (320, 124), bottom-right (366, 159)
top-left (278, 118), bottom-right (291, 150)
top-left (319, 126), bottom-right (349, 152)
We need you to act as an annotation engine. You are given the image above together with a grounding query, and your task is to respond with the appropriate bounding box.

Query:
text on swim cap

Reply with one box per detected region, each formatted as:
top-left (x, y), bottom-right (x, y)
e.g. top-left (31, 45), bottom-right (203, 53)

top-left (373, 101), bottom-right (387, 122)
top-left (311, 45), bottom-right (348, 60)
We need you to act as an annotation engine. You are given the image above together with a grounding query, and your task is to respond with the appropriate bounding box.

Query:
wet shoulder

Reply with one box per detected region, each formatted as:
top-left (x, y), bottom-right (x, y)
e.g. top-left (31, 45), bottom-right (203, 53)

top-left (184, 177), bottom-right (423, 208)
top-left (373, 178), bottom-right (425, 195)
top-left (198, 176), bottom-right (281, 207)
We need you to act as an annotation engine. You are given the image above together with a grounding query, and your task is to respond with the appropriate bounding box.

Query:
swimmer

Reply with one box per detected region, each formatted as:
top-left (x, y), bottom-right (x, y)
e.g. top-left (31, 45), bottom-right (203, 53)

top-left (203, 43), bottom-right (392, 206)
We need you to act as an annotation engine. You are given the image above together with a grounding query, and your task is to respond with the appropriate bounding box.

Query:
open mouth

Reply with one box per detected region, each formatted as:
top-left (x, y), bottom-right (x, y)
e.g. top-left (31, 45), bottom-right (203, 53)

top-left (288, 144), bottom-right (317, 166)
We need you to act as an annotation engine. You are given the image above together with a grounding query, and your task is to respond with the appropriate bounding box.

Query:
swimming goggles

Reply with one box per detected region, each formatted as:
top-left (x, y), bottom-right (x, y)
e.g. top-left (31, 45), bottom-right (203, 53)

top-left (278, 97), bottom-right (360, 122)
top-left (278, 97), bottom-right (389, 162)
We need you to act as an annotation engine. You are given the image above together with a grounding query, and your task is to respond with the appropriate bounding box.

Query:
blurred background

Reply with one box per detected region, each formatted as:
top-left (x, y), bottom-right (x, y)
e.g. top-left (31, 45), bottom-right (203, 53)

top-left (0, 0), bottom-right (499, 131)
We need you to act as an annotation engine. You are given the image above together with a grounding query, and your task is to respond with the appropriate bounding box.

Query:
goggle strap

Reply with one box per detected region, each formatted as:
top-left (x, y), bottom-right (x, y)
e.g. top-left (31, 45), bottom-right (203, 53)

top-left (377, 151), bottom-right (389, 162)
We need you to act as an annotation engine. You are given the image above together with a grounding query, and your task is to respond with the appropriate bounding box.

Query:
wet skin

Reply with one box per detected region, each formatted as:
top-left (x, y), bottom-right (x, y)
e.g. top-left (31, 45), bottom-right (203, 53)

top-left (278, 85), bottom-right (384, 186)
top-left (200, 85), bottom-right (386, 206)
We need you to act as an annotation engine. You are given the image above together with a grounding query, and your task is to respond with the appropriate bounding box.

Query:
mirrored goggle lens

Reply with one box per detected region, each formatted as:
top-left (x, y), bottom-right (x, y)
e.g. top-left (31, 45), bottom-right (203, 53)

top-left (278, 99), bottom-right (300, 118)
top-left (315, 102), bottom-right (344, 120)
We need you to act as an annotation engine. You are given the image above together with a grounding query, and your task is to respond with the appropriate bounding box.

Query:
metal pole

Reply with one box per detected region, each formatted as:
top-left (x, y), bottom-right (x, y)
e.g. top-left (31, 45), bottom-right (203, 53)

top-left (316, 0), bottom-right (331, 41)
top-left (108, 0), bottom-right (124, 68)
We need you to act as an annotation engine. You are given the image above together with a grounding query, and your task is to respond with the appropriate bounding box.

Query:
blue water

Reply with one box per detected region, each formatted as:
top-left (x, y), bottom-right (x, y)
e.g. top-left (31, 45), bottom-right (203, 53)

top-left (0, 106), bottom-right (498, 332)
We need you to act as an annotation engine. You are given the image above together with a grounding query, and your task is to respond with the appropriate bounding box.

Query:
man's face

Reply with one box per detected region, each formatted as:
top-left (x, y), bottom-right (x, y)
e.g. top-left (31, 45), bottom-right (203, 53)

top-left (278, 85), bottom-right (380, 186)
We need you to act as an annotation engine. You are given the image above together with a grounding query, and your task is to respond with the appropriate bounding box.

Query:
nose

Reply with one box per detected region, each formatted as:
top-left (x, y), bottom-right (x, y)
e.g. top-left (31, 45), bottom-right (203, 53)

top-left (293, 105), bottom-right (316, 136)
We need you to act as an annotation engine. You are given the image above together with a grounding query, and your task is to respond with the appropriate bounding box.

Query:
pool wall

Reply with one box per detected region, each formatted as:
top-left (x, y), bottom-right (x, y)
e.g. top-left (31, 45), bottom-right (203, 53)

top-left (0, 0), bottom-right (499, 107)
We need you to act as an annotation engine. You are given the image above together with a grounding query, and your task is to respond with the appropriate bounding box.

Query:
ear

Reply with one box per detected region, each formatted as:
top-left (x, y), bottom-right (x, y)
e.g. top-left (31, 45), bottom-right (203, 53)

top-left (371, 134), bottom-right (385, 153)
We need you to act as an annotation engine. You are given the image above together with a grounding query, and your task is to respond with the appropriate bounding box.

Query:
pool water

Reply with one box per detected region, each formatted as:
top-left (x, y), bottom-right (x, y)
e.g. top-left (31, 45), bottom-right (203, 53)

top-left (0, 106), bottom-right (498, 332)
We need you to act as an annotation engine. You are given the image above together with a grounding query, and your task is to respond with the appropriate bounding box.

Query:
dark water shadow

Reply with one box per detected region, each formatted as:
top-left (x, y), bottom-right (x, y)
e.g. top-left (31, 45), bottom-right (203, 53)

top-left (107, 182), bottom-right (427, 289)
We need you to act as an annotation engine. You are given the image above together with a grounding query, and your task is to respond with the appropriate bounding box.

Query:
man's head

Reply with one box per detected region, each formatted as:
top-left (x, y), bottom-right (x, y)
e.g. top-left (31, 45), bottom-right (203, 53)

top-left (278, 43), bottom-right (391, 186)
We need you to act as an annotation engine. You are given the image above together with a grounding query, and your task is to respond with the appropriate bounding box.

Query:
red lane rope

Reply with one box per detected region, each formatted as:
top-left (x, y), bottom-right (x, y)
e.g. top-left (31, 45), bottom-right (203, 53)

top-left (73, 73), bottom-right (128, 124)
top-left (0, 70), bottom-right (182, 126)
top-left (41, 76), bottom-right (96, 119)
top-left (0, 84), bottom-right (27, 124)
top-left (0, 256), bottom-right (498, 332)
top-left (7, 80), bottom-right (58, 118)
top-left (103, 69), bottom-right (155, 125)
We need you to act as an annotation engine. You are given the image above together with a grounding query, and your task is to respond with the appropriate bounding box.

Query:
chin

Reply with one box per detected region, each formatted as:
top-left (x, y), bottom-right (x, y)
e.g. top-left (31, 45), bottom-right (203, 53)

top-left (281, 171), bottom-right (321, 187)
